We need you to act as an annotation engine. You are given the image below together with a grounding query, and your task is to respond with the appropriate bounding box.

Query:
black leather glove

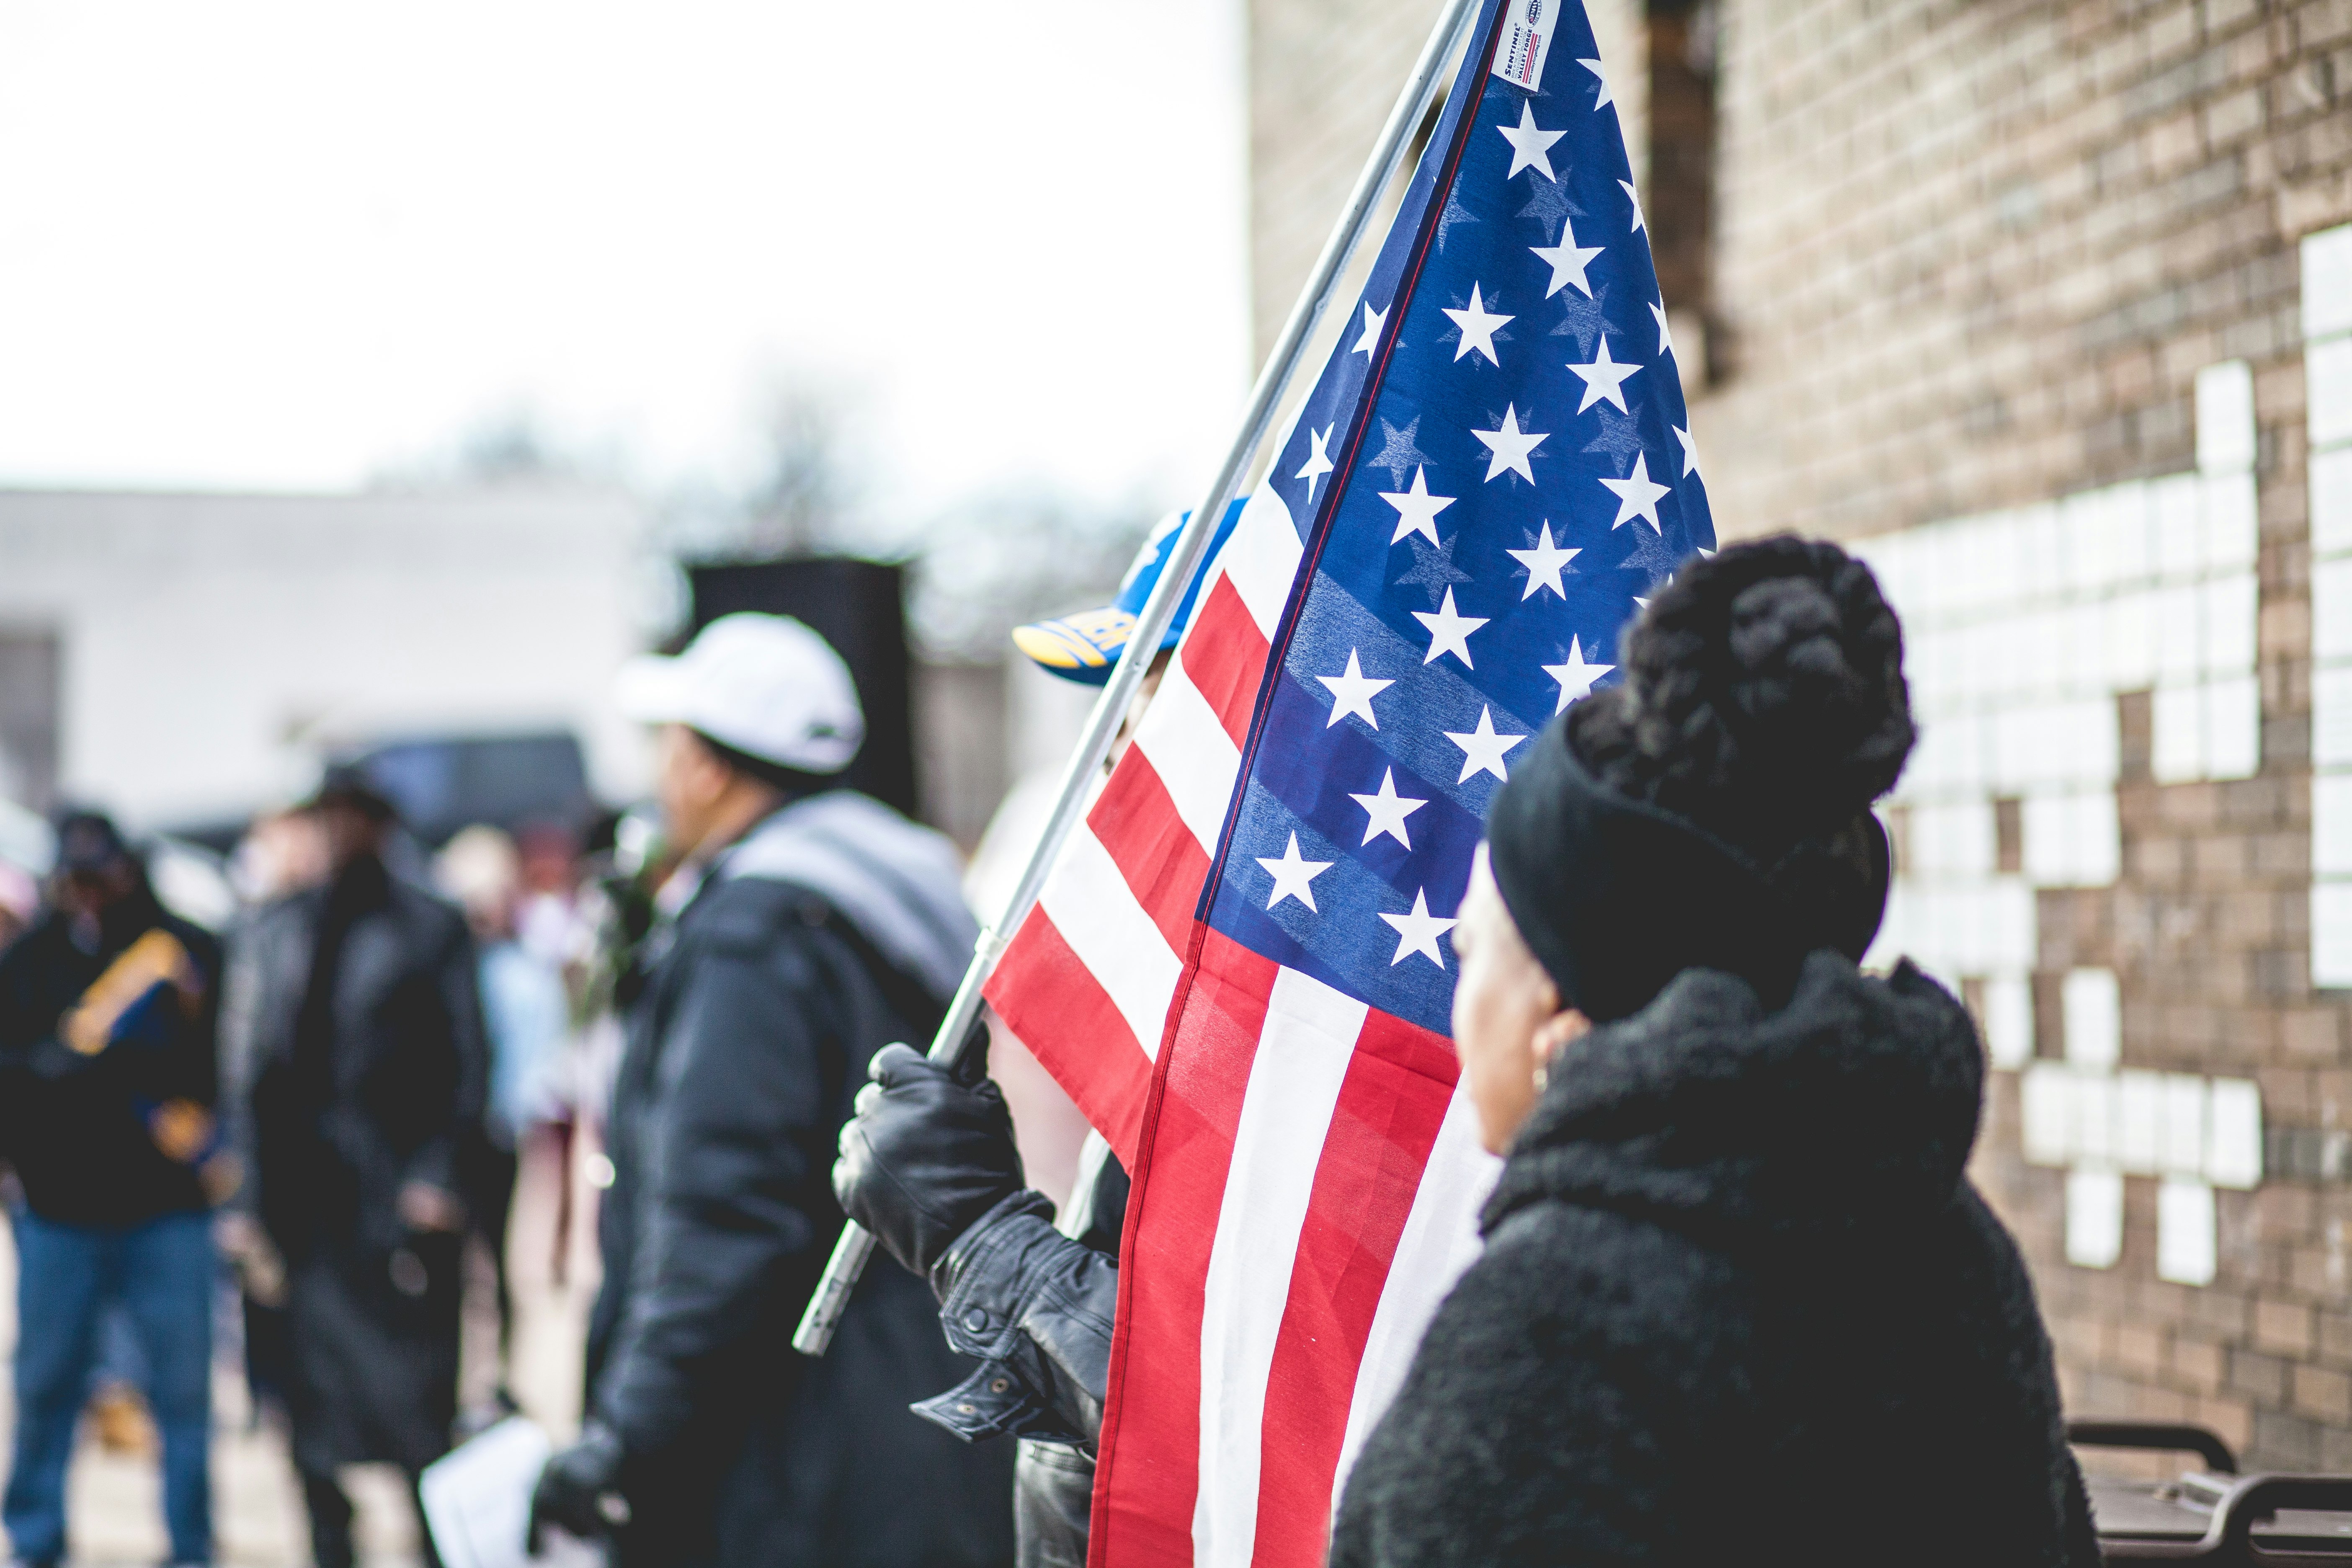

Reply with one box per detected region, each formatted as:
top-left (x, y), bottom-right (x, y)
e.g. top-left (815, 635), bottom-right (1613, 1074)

top-left (529, 1421), bottom-right (631, 1550)
top-left (833, 1038), bottom-right (1025, 1280)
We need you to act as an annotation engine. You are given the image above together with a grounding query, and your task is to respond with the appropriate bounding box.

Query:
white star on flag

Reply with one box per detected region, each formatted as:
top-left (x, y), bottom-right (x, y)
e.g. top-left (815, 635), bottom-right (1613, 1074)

top-left (1379, 887), bottom-right (1459, 968)
top-left (1443, 705), bottom-right (1529, 783)
top-left (1580, 57), bottom-right (1613, 108)
top-left (1315, 649), bottom-right (1393, 728)
top-left (1674, 424), bottom-right (1700, 477)
top-left (1496, 101), bottom-right (1568, 181)
top-left (1353, 301), bottom-right (1388, 356)
top-left (1507, 521), bottom-right (1581, 599)
top-left (1380, 466), bottom-right (1457, 546)
top-left (1601, 450), bottom-right (1671, 532)
top-left (1567, 335), bottom-right (1643, 414)
top-left (1472, 403), bottom-right (1548, 482)
top-left (1544, 635), bottom-right (1616, 711)
top-left (1256, 831), bottom-right (1334, 913)
top-left (1649, 299), bottom-right (1673, 357)
top-left (1530, 219), bottom-right (1603, 299)
top-left (1413, 587), bottom-right (1488, 668)
top-left (1351, 767), bottom-right (1429, 849)
top-left (1620, 178), bottom-right (1646, 233)
top-left (1295, 423), bottom-right (1336, 502)
top-left (1443, 284), bottom-right (1512, 365)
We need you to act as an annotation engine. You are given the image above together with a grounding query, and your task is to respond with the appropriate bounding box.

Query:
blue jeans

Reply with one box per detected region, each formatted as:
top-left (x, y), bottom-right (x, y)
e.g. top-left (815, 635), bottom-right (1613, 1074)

top-left (5, 1207), bottom-right (214, 1565)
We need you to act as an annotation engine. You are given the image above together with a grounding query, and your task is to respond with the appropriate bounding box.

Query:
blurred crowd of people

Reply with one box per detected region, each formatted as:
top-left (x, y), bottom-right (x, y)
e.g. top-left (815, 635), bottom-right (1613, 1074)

top-left (0, 602), bottom-right (1046, 1568)
top-left (0, 772), bottom-right (619, 1568)
top-left (0, 521), bottom-right (2116, 1568)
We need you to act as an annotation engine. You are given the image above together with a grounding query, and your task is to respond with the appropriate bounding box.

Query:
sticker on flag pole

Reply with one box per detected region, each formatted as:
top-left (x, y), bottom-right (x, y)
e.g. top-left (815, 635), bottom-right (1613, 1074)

top-left (1490, 0), bottom-right (1560, 88)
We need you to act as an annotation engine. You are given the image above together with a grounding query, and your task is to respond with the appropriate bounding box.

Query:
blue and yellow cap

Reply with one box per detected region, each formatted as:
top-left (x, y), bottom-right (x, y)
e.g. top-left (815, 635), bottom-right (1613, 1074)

top-left (1012, 499), bottom-right (1247, 684)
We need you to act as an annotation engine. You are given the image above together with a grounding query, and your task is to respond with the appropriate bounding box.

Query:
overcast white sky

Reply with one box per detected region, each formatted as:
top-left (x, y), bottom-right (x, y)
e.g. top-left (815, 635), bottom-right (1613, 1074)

top-left (0, 1), bottom-right (1251, 517)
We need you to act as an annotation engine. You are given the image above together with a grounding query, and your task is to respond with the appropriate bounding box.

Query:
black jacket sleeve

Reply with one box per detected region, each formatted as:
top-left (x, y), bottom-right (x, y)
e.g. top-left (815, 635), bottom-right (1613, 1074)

top-left (402, 914), bottom-right (487, 1199)
top-left (912, 1191), bottom-right (1119, 1449)
top-left (593, 934), bottom-right (830, 1460)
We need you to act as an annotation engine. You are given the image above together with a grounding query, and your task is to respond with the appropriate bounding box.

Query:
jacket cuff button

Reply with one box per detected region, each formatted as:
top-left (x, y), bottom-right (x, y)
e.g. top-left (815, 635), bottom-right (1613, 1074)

top-left (964, 1308), bottom-right (990, 1331)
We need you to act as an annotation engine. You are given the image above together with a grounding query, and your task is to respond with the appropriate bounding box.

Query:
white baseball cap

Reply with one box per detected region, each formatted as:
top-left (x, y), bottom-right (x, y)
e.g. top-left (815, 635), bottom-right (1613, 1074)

top-left (614, 613), bottom-right (865, 774)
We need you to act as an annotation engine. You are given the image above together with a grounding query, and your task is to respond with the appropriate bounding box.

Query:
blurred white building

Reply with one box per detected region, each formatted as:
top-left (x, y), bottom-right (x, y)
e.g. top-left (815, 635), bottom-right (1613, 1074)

top-left (0, 485), bottom-right (655, 832)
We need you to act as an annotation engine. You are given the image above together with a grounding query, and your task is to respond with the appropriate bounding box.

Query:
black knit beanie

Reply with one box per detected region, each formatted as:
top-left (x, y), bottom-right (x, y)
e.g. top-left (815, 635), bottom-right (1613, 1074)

top-left (1485, 535), bottom-right (1913, 1021)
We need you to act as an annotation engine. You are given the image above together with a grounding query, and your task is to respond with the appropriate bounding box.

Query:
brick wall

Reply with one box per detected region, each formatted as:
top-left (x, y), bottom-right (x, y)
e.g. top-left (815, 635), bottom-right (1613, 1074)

top-left (1687, 0), bottom-right (2352, 1470)
top-left (1249, 0), bottom-right (2352, 1475)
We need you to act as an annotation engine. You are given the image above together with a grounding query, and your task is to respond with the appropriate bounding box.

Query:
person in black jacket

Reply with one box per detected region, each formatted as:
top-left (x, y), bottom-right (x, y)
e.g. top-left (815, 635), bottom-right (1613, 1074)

top-left (529, 613), bottom-right (1014, 1568)
top-left (219, 772), bottom-right (488, 1568)
top-left (0, 812), bottom-right (227, 1568)
top-left (1326, 537), bottom-right (2101, 1567)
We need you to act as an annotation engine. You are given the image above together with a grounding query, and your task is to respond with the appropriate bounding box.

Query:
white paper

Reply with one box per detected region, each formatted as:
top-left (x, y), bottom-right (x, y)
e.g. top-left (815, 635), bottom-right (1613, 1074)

top-left (2157, 1178), bottom-right (2218, 1286)
top-left (2105, 590), bottom-right (2155, 689)
top-left (2152, 583), bottom-right (2202, 677)
top-left (2200, 473), bottom-right (2259, 572)
top-left (2118, 1070), bottom-right (2163, 1175)
top-left (2021, 792), bottom-right (2072, 887)
top-left (2195, 361), bottom-right (2257, 475)
top-left (2020, 1064), bottom-right (2076, 1167)
top-left (2206, 676), bottom-right (2260, 781)
top-left (2310, 335), bottom-right (2352, 451)
top-left (2311, 446), bottom-right (2352, 558)
top-left (2205, 1077), bottom-right (2263, 1190)
top-left (2316, 880), bottom-right (2352, 989)
top-left (2304, 223), bottom-right (2352, 342)
top-left (420, 1417), bottom-right (603, 1568)
top-left (2152, 475), bottom-right (2203, 581)
top-left (2075, 1074), bottom-right (2118, 1165)
top-left (2062, 969), bottom-right (2121, 1070)
top-left (2314, 668), bottom-right (2352, 769)
top-left (2072, 789), bottom-right (2122, 885)
top-left (2320, 774), bottom-right (2352, 877)
top-left (2066, 1168), bottom-right (2124, 1269)
top-left (2200, 572), bottom-right (2258, 677)
top-left (2151, 682), bottom-right (2204, 785)
top-left (1983, 975), bottom-right (2033, 1070)
top-left (2317, 557), bottom-right (2352, 664)
top-left (2160, 1074), bottom-right (2208, 1177)
top-left (1988, 878), bottom-right (2037, 971)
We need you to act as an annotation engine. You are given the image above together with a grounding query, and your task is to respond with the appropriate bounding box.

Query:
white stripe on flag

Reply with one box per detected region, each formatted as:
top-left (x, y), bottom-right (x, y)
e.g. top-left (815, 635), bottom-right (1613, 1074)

top-left (1133, 665), bottom-right (1245, 852)
top-left (1036, 823), bottom-right (1184, 1059)
top-left (1191, 967), bottom-right (1367, 1568)
top-left (1330, 1086), bottom-right (1500, 1505)
top-left (1225, 486), bottom-right (1307, 639)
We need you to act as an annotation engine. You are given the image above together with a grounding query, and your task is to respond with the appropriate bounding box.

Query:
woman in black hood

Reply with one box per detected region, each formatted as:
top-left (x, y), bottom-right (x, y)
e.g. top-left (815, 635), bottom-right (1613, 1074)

top-left (1328, 537), bottom-right (2101, 1568)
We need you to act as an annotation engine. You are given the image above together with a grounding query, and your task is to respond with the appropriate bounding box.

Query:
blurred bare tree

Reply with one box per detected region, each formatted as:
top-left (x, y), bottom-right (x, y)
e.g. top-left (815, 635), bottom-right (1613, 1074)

top-left (372, 406), bottom-right (619, 490)
top-left (908, 487), bottom-right (1150, 663)
top-left (740, 378), bottom-right (861, 555)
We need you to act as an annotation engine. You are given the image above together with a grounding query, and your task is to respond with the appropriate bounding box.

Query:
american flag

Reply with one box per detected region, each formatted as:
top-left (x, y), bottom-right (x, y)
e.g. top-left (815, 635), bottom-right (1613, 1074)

top-left (983, 2), bottom-right (1715, 1561)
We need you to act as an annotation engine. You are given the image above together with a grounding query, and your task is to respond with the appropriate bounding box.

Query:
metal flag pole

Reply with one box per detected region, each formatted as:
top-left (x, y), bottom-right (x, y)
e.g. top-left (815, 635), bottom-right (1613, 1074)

top-left (793, 0), bottom-right (1488, 1357)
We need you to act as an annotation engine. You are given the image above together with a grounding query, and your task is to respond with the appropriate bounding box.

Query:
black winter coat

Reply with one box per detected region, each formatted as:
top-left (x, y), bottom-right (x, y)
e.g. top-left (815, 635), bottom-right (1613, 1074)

top-left (0, 892), bottom-right (223, 1228)
top-left (222, 855), bottom-right (488, 1476)
top-left (587, 796), bottom-right (1015, 1568)
top-left (1331, 953), bottom-right (2100, 1568)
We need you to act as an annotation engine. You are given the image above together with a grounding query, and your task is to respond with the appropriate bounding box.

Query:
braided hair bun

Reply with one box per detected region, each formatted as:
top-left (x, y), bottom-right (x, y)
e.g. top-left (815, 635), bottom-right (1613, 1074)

top-left (1568, 535), bottom-right (1914, 870)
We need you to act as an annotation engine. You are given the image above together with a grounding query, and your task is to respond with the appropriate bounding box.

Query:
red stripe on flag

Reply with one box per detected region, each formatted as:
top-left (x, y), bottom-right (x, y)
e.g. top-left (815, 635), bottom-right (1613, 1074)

top-left (1248, 1011), bottom-right (1459, 1568)
top-left (1181, 573), bottom-right (1273, 750)
top-left (984, 909), bottom-right (1154, 1163)
top-left (1088, 751), bottom-right (1213, 957)
top-left (1091, 930), bottom-right (1279, 1568)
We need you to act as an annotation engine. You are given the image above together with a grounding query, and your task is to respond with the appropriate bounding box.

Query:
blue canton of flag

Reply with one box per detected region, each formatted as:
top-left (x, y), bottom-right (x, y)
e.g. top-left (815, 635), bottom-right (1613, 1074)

top-left (1204, 2), bottom-right (1716, 1034)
